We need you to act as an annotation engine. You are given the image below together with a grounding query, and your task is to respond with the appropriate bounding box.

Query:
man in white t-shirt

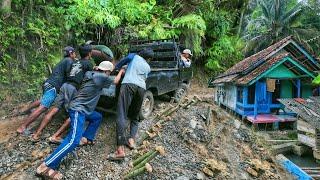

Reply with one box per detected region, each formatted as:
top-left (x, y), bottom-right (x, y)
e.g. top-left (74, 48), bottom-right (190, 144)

top-left (180, 49), bottom-right (192, 67)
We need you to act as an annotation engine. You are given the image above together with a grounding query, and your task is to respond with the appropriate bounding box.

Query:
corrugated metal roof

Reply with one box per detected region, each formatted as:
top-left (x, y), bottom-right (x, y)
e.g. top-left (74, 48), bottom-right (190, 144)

top-left (278, 97), bottom-right (320, 129)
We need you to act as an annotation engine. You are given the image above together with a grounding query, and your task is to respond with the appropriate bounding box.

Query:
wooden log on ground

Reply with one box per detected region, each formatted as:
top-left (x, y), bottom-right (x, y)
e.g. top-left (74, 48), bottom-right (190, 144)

top-left (124, 163), bottom-right (152, 180)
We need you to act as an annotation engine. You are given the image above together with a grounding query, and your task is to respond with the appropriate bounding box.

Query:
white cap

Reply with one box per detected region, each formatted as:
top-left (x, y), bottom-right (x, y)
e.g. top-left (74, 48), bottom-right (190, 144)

top-left (183, 49), bottom-right (193, 56)
top-left (97, 61), bottom-right (114, 71)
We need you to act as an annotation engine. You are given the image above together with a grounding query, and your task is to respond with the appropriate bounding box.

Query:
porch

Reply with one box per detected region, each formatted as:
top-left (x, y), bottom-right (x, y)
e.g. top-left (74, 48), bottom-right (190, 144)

top-left (247, 114), bottom-right (297, 124)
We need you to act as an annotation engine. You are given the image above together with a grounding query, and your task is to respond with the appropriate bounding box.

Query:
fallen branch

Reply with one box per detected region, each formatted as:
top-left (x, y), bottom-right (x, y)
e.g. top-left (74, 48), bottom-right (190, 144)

top-left (124, 163), bottom-right (152, 180)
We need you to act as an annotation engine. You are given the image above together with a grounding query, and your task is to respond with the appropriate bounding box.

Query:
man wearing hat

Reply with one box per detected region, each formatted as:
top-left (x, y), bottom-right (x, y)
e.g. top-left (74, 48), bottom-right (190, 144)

top-left (31, 44), bottom-right (93, 141)
top-left (17, 46), bottom-right (76, 135)
top-left (36, 61), bottom-right (114, 179)
top-left (181, 49), bottom-right (193, 68)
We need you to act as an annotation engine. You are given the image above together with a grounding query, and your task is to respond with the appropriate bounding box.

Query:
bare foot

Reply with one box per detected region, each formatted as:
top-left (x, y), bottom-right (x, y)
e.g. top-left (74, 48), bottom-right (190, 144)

top-left (32, 134), bottom-right (40, 141)
top-left (16, 126), bottom-right (26, 134)
top-left (127, 138), bottom-right (136, 149)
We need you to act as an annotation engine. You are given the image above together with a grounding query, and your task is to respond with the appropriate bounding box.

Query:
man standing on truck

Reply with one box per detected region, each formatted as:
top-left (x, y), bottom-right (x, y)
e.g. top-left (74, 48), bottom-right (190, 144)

top-left (36, 61), bottom-right (114, 179)
top-left (181, 49), bottom-right (192, 68)
top-left (31, 44), bottom-right (93, 141)
top-left (107, 48), bottom-right (154, 161)
top-left (16, 46), bottom-right (76, 135)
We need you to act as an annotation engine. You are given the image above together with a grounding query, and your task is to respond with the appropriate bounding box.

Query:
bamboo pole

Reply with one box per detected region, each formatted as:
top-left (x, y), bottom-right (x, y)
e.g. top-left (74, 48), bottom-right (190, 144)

top-left (124, 163), bottom-right (152, 180)
top-left (133, 150), bottom-right (156, 166)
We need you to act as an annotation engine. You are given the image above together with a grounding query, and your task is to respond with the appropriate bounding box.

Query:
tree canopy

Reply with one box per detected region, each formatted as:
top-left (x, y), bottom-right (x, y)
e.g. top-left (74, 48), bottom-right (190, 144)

top-left (0, 0), bottom-right (319, 101)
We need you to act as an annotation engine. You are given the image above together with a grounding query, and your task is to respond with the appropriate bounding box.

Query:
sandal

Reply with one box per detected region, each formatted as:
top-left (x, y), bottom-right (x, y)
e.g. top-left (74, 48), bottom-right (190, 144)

top-left (30, 134), bottom-right (40, 143)
top-left (107, 153), bottom-right (125, 161)
top-left (35, 167), bottom-right (63, 180)
top-left (79, 138), bottom-right (95, 146)
top-left (48, 137), bottom-right (63, 144)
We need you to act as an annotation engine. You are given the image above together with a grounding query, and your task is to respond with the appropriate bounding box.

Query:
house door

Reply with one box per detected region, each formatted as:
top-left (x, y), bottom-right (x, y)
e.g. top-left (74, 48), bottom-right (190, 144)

top-left (255, 81), bottom-right (269, 113)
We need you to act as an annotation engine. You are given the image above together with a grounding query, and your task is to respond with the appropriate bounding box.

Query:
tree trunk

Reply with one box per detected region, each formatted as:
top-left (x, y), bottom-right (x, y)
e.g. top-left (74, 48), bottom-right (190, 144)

top-left (1, 0), bottom-right (12, 15)
top-left (237, 0), bottom-right (248, 36)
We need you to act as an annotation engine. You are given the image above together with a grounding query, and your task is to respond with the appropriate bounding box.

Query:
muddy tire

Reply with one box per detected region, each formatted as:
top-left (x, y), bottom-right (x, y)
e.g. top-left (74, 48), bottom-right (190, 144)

top-left (139, 90), bottom-right (154, 120)
top-left (173, 83), bottom-right (188, 103)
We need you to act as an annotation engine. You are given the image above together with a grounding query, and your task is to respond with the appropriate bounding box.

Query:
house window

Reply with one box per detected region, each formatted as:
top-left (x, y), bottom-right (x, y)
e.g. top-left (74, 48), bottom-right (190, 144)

top-left (237, 87), bottom-right (243, 103)
top-left (248, 84), bottom-right (255, 104)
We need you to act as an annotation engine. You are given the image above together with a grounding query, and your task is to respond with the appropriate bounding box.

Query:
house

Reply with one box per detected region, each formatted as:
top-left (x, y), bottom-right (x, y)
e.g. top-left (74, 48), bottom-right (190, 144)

top-left (278, 97), bottom-right (320, 160)
top-left (209, 36), bottom-right (320, 125)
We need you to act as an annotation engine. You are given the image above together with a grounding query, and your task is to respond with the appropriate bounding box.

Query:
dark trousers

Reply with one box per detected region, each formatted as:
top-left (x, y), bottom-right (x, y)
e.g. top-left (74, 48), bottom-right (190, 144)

top-left (116, 83), bottom-right (145, 146)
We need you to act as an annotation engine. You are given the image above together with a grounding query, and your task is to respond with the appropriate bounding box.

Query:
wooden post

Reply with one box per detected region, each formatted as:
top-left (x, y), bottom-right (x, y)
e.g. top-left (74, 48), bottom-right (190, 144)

top-left (254, 83), bottom-right (258, 120)
top-left (273, 122), bottom-right (279, 130)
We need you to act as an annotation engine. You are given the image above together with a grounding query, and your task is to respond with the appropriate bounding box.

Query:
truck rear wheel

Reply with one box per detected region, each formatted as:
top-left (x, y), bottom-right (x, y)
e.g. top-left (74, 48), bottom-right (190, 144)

top-left (173, 83), bottom-right (188, 103)
top-left (139, 90), bottom-right (154, 119)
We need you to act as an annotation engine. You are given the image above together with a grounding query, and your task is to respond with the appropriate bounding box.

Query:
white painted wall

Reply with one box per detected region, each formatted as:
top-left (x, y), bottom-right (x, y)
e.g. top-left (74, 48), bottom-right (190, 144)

top-left (214, 84), bottom-right (237, 110)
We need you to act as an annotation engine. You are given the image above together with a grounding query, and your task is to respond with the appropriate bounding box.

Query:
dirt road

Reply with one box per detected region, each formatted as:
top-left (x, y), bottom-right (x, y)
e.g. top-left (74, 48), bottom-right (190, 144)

top-left (0, 84), bottom-right (290, 179)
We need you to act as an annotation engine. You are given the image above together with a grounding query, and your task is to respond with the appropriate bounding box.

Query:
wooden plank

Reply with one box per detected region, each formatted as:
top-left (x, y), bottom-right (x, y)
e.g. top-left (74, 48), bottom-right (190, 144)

top-left (301, 167), bottom-right (320, 170)
top-left (303, 169), bottom-right (320, 173)
top-left (267, 140), bottom-right (298, 143)
top-left (271, 142), bottom-right (295, 154)
top-left (310, 175), bottom-right (320, 178)
top-left (297, 120), bottom-right (316, 134)
top-left (298, 134), bottom-right (316, 148)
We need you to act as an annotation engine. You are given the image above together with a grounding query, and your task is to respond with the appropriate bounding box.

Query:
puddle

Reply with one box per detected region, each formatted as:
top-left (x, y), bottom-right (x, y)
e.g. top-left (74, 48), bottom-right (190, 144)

top-left (285, 153), bottom-right (319, 167)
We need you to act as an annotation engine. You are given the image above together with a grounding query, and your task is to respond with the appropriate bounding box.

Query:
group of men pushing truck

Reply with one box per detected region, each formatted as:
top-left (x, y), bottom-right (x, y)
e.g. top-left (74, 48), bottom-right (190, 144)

top-left (15, 42), bottom-right (193, 179)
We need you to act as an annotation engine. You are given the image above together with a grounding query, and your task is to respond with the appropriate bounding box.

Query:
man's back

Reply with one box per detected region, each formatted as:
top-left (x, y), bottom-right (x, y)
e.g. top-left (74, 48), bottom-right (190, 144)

top-left (66, 59), bottom-right (93, 87)
top-left (46, 57), bottom-right (73, 90)
top-left (69, 71), bottom-right (112, 114)
top-left (122, 55), bottom-right (151, 90)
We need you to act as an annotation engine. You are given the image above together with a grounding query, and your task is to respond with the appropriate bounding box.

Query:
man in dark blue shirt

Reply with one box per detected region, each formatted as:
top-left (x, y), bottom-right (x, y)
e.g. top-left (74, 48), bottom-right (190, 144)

top-left (31, 45), bottom-right (93, 141)
top-left (17, 46), bottom-right (76, 135)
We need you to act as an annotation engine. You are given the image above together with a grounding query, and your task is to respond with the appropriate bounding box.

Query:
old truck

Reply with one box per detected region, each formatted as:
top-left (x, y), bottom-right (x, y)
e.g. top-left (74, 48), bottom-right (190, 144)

top-left (97, 39), bottom-right (193, 119)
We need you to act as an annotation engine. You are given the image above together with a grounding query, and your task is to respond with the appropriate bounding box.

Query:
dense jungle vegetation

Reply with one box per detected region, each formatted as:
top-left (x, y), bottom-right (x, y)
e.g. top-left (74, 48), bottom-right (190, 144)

top-left (0, 0), bottom-right (320, 102)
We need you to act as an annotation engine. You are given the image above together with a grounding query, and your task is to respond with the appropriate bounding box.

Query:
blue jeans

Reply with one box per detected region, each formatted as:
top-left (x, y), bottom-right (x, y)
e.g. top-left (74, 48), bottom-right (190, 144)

top-left (44, 110), bottom-right (102, 169)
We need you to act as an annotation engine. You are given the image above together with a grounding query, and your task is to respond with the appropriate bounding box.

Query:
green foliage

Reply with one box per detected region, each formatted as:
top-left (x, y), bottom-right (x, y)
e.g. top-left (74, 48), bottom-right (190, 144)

top-left (1, 0), bottom-right (319, 104)
top-left (242, 0), bottom-right (320, 54)
top-left (205, 36), bottom-right (244, 74)
top-left (173, 14), bottom-right (206, 55)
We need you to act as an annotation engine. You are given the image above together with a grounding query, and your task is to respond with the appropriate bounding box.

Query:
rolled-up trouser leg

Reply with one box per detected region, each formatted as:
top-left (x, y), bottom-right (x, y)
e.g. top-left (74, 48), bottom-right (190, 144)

top-left (128, 86), bottom-right (145, 139)
top-left (82, 111), bottom-right (102, 141)
top-left (44, 110), bottom-right (84, 169)
top-left (116, 84), bottom-right (134, 146)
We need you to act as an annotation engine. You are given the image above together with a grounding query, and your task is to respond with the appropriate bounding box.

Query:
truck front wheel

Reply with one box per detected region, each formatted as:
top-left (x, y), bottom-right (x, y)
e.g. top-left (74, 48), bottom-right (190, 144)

top-left (139, 90), bottom-right (154, 119)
